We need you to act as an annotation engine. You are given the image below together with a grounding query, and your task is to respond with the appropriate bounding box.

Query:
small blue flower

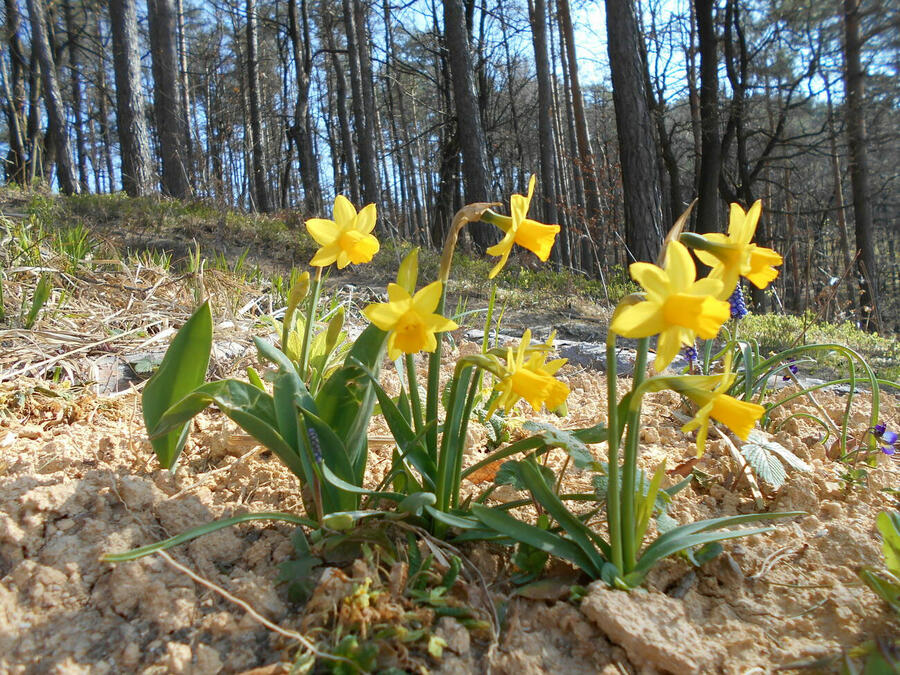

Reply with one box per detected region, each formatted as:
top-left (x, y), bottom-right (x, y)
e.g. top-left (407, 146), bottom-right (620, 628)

top-left (883, 430), bottom-right (898, 445)
top-left (728, 285), bottom-right (748, 320)
top-left (684, 346), bottom-right (698, 364)
top-left (883, 446), bottom-right (896, 456)
top-left (874, 423), bottom-right (887, 436)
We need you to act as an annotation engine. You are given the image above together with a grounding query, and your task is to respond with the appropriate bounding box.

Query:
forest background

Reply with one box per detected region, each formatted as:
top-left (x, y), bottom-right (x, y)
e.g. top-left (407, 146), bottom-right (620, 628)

top-left (1, 0), bottom-right (897, 332)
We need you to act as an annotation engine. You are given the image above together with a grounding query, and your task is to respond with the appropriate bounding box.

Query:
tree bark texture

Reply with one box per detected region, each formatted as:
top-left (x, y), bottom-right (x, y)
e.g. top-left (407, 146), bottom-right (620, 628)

top-left (26, 0), bottom-right (78, 194)
top-left (842, 0), bottom-right (880, 328)
top-left (694, 0), bottom-right (721, 234)
top-left (245, 0), bottom-right (270, 211)
top-left (109, 0), bottom-right (152, 196)
top-left (148, 0), bottom-right (191, 199)
top-left (3, 0), bottom-right (28, 184)
top-left (605, 0), bottom-right (663, 262)
top-left (443, 0), bottom-right (493, 249)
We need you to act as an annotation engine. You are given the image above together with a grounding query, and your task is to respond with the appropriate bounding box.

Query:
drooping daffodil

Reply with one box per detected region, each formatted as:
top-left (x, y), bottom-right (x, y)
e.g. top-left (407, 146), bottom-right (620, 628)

top-left (306, 195), bottom-right (380, 268)
top-left (610, 241), bottom-right (730, 371)
top-left (487, 329), bottom-right (570, 417)
top-left (673, 373), bottom-right (765, 456)
top-left (363, 281), bottom-right (458, 361)
top-left (688, 201), bottom-right (783, 294)
top-left (485, 175), bottom-right (561, 279)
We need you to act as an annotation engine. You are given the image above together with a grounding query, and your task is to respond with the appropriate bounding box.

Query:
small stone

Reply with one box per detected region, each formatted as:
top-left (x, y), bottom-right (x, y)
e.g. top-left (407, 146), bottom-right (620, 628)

top-left (194, 644), bottom-right (224, 675)
top-left (820, 500), bottom-right (843, 519)
top-left (163, 642), bottom-right (192, 674)
top-left (436, 617), bottom-right (470, 655)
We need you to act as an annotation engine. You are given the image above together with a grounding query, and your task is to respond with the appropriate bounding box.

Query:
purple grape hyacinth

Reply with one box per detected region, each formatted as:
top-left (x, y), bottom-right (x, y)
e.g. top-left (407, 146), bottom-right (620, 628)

top-left (729, 285), bottom-right (748, 320)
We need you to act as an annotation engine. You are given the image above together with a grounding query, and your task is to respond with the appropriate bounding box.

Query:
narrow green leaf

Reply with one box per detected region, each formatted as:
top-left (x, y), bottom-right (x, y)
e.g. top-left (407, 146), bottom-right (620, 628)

top-left (523, 421), bottom-right (595, 469)
top-left (142, 301), bottom-right (212, 468)
top-left (518, 458), bottom-right (608, 572)
top-left (639, 511), bottom-right (803, 567)
top-left (877, 511), bottom-right (900, 577)
top-left (103, 511), bottom-right (314, 562)
top-left (634, 527), bottom-right (778, 578)
top-left (471, 504), bottom-right (599, 574)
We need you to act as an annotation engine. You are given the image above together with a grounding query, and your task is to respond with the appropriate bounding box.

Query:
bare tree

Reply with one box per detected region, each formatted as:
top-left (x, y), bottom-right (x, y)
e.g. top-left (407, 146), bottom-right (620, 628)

top-left (245, 0), bottom-right (270, 211)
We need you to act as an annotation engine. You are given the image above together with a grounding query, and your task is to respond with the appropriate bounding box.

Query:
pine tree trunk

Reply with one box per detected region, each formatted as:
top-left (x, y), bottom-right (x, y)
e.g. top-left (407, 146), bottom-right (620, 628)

top-left (530, 0), bottom-right (559, 247)
top-left (694, 0), bottom-right (721, 234)
top-left (842, 0), bottom-right (881, 329)
top-left (245, 0), bottom-right (270, 212)
top-left (605, 0), bottom-right (663, 262)
top-left (109, 0), bottom-right (152, 196)
top-left (3, 0), bottom-right (28, 184)
top-left (26, 0), bottom-right (78, 194)
top-left (147, 0), bottom-right (191, 199)
top-left (63, 1), bottom-right (89, 191)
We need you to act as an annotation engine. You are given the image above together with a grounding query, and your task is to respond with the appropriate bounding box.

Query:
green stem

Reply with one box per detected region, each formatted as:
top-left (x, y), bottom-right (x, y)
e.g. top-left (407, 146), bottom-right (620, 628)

top-left (298, 267), bottom-right (323, 380)
top-left (621, 337), bottom-right (650, 573)
top-left (451, 373), bottom-right (482, 508)
top-left (606, 334), bottom-right (623, 573)
top-left (405, 353), bottom-right (424, 434)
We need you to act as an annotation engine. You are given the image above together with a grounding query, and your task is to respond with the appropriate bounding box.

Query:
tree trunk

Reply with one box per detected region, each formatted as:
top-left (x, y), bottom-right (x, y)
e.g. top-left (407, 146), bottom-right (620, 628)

top-left (605, 0), bottom-right (663, 262)
top-left (529, 0), bottom-right (559, 257)
top-left (3, 0), bottom-right (28, 184)
top-left (341, 0), bottom-right (379, 206)
top-left (109, 0), bottom-right (152, 196)
top-left (245, 0), bottom-right (270, 211)
top-left (557, 0), bottom-right (602, 229)
top-left (443, 0), bottom-right (493, 248)
top-left (26, 0), bottom-right (78, 194)
top-left (842, 0), bottom-right (880, 329)
top-left (147, 0), bottom-right (191, 199)
top-left (287, 0), bottom-right (321, 214)
top-left (63, 1), bottom-right (89, 191)
top-left (694, 0), bottom-right (721, 234)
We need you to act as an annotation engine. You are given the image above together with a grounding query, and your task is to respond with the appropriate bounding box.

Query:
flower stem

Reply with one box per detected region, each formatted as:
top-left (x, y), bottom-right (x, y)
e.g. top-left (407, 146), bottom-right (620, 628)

top-left (405, 353), bottom-right (424, 434)
top-left (621, 337), bottom-right (650, 573)
top-left (298, 266), bottom-right (323, 380)
top-left (606, 334), bottom-right (623, 574)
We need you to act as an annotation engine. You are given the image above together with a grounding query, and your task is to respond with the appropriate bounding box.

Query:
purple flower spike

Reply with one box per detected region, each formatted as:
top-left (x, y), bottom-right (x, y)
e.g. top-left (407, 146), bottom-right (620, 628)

top-left (882, 430), bottom-right (898, 445)
top-left (684, 346), bottom-right (698, 364)
top-left (729, 285), bottom-right (748, 320)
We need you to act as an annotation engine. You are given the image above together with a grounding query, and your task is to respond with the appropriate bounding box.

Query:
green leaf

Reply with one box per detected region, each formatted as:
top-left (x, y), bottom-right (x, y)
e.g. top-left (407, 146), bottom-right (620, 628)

top-left (877, 511), bottom-right (900, 577)
top-left (495, 459), bottom-right (554, 491)
top-left (858, 568), bottom-right (900, 614)
top-left (748, 429), bottom-right (812, 473)
top-left (523, 421), bottom-right (595, 469)
top-left (471, 504), bottom-right (600, 574)
top-left (741, 433), bottom-right (789, 487)
top-left (316, 324), bottom-right (388, 478)
top-left (142, 301), bottom-right (212, 469)
top-left (518, 458), bottom-right (608, 572)
top-left (152, 379), bottom-right (305, 478)
top-left (637, 511), bottom-right (804, 574)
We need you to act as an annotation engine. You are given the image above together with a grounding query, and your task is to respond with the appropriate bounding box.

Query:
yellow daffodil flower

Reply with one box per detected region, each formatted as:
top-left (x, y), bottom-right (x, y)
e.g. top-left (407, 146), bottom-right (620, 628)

top-left (488, 329), bottom-right (570, 416)
top-left (362, 281), bottom-right (458, 361)
top-left (306, 195), bottom-right (380, 268)
top-left (610, 241), bottom-right (730, 371)
top-left (675, 373), bottom-right (765, 455)
top-left (486, 175), bottom-right (561, 279)
top-left (692, 201), bottom-right (783, 293)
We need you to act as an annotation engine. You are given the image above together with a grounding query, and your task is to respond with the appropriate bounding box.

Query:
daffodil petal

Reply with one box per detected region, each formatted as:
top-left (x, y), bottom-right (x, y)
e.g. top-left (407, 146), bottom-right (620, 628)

top-left (610, 301), bottom-right (666, 338)
top-left (664, 241), bottom-right (696, 290)
top-left (412, 281), bottom-right (443, 314)
top-left (629, 262), bottom-right (669, 299)
top-left (355, 203), bottom-right (377, 234)
top-left (515, 220), bottom-right (559, 261)
top-left (310, 243), bottom-right (339, 267)
top-left (654, 327), bottom-right (684, 372)
top-left (363, 301), bottom-right (404, 330)
top-left (387, 283), bottom-right (412, 304)
top-left (306, 218), bottom-right (337, 246)
top-left (334, 195), bottom-right (357, 226)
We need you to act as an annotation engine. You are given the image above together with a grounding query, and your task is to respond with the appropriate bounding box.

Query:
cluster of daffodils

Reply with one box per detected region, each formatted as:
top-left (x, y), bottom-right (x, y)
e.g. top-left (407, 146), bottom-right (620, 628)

top-left (303, 178), bottom-right (568, 417)
top-left (612, 201), bottom-right (783, 454)
top-left (303, 183), bottom-right (782, 454)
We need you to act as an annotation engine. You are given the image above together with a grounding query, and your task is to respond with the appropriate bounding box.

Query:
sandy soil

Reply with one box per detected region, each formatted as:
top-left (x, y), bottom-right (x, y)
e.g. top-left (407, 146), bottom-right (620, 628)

top-left (1, 353), bottom-right (898, 674)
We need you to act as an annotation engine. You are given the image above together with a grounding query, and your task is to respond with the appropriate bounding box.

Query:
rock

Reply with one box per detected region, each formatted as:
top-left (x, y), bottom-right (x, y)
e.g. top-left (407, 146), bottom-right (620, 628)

top-left (581, 584), bottom-right (712, 674)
